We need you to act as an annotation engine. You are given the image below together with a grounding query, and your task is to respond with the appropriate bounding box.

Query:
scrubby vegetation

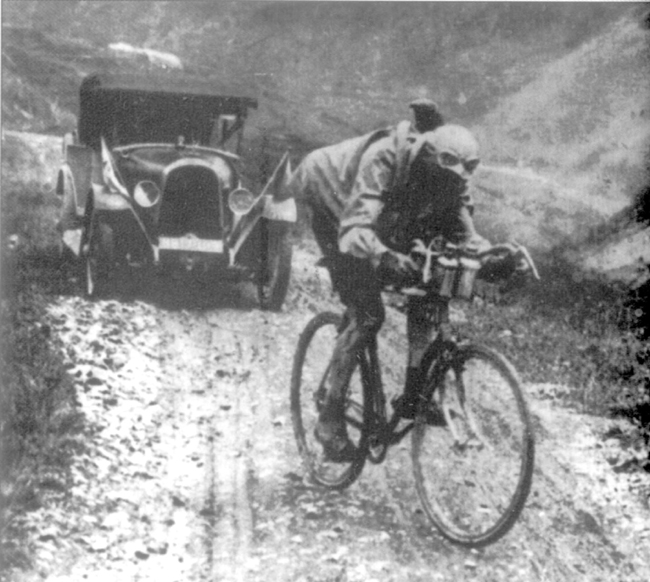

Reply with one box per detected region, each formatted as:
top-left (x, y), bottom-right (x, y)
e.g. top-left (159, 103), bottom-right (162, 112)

top-left (0, 185), bottom-right (82, 568)
top-left (2, 2), bottom-right (640, 148)
top-left (1, 2), bottom-right (648, 570)
top-left (462, 253), bottom-right (650, 467)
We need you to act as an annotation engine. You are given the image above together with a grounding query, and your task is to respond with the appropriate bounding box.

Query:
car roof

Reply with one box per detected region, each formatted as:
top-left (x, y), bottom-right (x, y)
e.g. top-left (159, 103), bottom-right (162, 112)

top-left (78, 72), bottom-right (258, 148)
top-left (81, 72), bottom-right (258, 109)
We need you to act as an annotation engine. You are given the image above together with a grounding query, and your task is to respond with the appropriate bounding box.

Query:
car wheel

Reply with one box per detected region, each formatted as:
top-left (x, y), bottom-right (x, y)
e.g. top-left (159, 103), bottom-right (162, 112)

top-left (257, 220), bottom-right (292, 311)
top-left (83, 221), bottom-right (114, 298)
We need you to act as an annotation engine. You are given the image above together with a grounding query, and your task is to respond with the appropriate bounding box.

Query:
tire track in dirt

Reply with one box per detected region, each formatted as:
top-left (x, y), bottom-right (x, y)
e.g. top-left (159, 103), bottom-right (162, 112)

top-left (204, 318), bottom-right (255, 581)
top-left (29, 299), bottom-right (221, 581)
top-left (152, 311), bottom-right (221, 582)
top-left (6, 130), bottom-right (650, 582)
top-left (14, 244), bottom-right (649, 582)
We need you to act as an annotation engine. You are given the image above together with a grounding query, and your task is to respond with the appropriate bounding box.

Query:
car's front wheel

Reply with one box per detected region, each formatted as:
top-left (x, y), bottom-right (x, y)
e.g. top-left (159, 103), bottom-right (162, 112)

top-left (257, 220), bottom-right (292, 311)
top-left (83, 219), bottom-right (114, 298)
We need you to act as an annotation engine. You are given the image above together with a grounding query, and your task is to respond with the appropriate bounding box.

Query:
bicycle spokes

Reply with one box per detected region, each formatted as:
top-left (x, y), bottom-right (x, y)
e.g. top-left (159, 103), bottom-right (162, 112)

top-left (313, 362), bottom-right (332, 413)
top-left (344, 397), bottom-right (365, 431)
top-left (412, 345), bottom-right (534, 547)
top-left (439, 366), bottom-right (491, 452)
top-left (291, 312), bottom-right (370, 489)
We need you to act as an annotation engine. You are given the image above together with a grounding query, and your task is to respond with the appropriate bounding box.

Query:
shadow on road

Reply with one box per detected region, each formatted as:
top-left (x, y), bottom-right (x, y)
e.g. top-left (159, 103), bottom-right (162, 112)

top-left (126, 269), bottom-right (260, 312)
top-left (14, 251), bottom-right (262, 313)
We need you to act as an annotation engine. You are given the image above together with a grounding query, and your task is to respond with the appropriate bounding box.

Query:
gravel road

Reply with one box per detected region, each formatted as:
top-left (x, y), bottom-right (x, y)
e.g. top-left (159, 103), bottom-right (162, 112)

top-left (4, 242), bottom-right (647, 582)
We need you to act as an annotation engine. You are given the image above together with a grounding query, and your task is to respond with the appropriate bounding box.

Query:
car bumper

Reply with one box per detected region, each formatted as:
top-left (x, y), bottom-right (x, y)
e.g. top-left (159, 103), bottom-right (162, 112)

top-left (158, 235), bottom-right (224, 254)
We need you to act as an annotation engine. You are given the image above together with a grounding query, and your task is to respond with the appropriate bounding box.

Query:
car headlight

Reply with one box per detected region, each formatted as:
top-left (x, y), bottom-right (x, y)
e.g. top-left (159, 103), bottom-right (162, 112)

top-left (228, 187), bottom-right (256, 215)
top-left (133, 180), bottom-right (162, 208)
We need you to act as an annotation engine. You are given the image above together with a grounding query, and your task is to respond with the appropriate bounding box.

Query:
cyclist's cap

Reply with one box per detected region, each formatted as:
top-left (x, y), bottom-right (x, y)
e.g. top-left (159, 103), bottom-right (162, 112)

top-left (409, 98), bottom-right (444, 132)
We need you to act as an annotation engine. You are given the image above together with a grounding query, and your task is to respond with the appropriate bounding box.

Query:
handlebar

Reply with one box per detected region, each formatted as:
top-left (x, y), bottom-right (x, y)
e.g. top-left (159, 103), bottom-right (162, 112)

top-left (411, 239), bottom-right (539, 278)
top-left (400, 238), bottom-right (540, 298)
top-left (476, 243), bottom-right (539, 281)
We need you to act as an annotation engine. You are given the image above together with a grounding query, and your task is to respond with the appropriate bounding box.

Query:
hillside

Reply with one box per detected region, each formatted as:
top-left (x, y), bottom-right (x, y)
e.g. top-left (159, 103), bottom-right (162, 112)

top-left (2, 2), bottom-right (640, 146)
top-left (474, 13), bottom-right (650, 263)
top-left (2, 5), bottom-right (650, 579)
top-left (1, 1), bottom-right (649, 281)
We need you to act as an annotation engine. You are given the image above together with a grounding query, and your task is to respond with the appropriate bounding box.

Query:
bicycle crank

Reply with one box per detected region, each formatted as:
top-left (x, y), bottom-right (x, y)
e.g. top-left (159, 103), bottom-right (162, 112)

top-left (367, 431), bottom-right (388, 464)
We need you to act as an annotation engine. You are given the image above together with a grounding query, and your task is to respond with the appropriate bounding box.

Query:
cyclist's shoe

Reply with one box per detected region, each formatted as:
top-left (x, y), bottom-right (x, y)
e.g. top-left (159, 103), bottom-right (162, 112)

top-left (314, 421), bottom-right (358, 463)
top-left (423, 400), bottom-right (447, 426)
top-left (392, 392), bottom-right (419, 419)
top-left (393, 394), bottom-right (446, 426)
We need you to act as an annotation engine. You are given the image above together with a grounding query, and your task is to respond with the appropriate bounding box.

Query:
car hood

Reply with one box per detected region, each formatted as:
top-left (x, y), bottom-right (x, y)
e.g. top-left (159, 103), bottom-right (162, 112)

top-left (114, 145), bottom-right (239, 191)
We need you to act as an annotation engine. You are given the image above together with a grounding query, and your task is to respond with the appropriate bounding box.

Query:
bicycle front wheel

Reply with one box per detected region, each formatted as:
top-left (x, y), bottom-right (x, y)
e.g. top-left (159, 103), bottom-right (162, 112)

top-left (412, 344), bottom-right (535, 547)
top-left (290, 312), bottom-right (370, 489)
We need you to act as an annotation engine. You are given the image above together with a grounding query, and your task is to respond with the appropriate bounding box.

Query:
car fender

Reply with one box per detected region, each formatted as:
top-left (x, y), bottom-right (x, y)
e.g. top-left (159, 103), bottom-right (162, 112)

top-left (263, 152), bottom-right (295, 222)
top-left (228, 153), bottom-right (294, 262)
top-left (62, 143), bottom-right (94, 212)
top-left (91, 183), bottom-right (133, 212)
top-left (262, 195), bottom-right (297, 223)
top-left (56, 163), bottom-right (85, 256)
top-left (56, 163), bottom-right (83, 220)
top-left (88, 184), bottom-right (157, 256)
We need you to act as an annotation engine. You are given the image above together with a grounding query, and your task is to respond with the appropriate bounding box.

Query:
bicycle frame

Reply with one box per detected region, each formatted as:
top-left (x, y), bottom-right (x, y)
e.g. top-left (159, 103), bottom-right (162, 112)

top-left (292, 246), bottom-right (538, 544)
top-left (354, 335), bottom-right (421, 464)
top-left (349, 314), bottom-right (474, 463)
top-left (339, 240), bottom-right (539, 458)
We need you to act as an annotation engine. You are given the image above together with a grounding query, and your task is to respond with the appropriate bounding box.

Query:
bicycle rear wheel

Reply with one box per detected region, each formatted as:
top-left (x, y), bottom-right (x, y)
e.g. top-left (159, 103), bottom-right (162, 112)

top-left (412, 343), bottom-right (535, 547)
top-left (290, 312), bottom-right (370, 489)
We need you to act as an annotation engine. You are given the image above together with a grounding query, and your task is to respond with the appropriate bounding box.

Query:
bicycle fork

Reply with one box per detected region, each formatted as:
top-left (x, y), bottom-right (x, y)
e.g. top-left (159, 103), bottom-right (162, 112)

top-left (426, 346), bottom-right (489, 453)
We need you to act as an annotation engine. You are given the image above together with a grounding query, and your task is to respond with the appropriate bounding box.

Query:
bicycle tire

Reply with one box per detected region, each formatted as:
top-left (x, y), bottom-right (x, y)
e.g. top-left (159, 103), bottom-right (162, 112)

top-left (290, 312), bottom-right (371, 489)
top-left (412, 343), bottom-right (535, 547)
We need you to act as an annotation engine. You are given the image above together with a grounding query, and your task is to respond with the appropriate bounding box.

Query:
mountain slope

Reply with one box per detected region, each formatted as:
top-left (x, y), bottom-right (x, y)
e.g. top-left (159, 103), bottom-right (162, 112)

top-left (467, 12), bottom-right (649, 282)
top-left (476, 14), bottom-right (650, 211)
top-left (1, 2), bottom-right (648, 282)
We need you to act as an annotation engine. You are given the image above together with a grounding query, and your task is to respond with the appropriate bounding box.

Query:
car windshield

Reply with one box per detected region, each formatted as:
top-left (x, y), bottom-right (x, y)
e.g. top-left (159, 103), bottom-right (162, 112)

top-left (78, 74), bottom-right (257, 149)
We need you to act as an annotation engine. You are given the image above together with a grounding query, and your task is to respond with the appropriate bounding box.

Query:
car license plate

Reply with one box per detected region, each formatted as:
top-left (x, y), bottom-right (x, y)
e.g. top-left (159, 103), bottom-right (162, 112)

top-left (159, 236), bottom-right (223, 253)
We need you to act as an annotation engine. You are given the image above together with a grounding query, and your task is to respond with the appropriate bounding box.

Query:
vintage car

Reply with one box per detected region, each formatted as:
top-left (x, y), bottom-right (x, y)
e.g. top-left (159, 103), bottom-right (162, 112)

top-left (55, 72), bottom-right (296, 310)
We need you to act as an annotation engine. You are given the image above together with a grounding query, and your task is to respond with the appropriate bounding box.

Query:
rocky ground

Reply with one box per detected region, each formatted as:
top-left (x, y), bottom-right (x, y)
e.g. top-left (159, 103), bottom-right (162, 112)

top-left (2, 244), bottom-right (649, 582)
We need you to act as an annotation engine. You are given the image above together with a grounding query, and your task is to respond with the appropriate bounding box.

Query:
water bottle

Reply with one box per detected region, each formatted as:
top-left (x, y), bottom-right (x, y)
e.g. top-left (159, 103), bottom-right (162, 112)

top-left (435, 255), bottom-right (458, 298)
top-left (457, 252), bottom-right (481, 299)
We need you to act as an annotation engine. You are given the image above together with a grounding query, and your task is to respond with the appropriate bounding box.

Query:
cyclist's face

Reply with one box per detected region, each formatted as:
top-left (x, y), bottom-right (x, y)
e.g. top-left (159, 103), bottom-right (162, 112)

top-left (414, 147), bottom-right (469, 196)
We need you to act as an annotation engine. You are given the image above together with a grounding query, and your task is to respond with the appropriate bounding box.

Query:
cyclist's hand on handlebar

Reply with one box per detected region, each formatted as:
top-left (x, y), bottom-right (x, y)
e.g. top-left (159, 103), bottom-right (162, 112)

top-left (478, 243), bottom-right (539, 283)
top-left (378, 250), bottom-right (420, 286)
top-left (466, 235), bottom-right (492, 255)
top-left (478, 251), bottom-right (519, 283)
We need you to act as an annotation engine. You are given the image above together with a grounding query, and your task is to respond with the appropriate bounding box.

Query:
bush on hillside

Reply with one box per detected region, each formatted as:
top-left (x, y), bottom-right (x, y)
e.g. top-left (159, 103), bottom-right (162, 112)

top-left (463, 256), bottom-right (650, 466)
top-left (0, 187), bottom-right (81, 569)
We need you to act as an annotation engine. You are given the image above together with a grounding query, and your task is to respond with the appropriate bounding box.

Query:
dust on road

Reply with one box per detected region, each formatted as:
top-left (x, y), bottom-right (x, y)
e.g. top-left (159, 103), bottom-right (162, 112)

top-left (6, 246), bottom-right (650, 582)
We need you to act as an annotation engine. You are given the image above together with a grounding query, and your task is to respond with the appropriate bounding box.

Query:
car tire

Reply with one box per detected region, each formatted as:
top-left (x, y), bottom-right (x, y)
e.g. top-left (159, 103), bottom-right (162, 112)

top-left (84, 220), bottom-right (114, 299)
top-left (257, 220), bottom-right (292, 311)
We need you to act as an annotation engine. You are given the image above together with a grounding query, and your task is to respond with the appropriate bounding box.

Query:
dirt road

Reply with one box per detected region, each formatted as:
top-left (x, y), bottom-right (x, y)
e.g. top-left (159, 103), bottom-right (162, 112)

top-left (6, 244), bottom-right (650, 582)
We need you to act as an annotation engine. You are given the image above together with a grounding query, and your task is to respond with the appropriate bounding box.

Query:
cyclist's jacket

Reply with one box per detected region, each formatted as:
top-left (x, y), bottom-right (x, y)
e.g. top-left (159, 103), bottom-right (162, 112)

top-left (288, 121), bottom-right (483, 266)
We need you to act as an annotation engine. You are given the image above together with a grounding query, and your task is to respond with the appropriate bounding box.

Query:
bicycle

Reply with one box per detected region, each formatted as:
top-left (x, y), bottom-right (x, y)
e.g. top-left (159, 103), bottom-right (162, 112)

top-left (290, 240), bottom-right (539, 547)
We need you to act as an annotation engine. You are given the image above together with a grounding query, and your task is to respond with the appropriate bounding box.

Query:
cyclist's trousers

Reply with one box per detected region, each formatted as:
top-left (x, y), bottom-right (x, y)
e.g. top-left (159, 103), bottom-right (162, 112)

top-left (320, 261), bottom-right (450, 420)
top-left (320, 261), bottom-right (385, 421)
top-left (305, 195), bottom-right (450, 418)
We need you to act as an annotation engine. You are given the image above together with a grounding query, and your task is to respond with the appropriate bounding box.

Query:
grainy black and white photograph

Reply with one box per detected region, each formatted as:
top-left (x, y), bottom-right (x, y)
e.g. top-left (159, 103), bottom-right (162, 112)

top-left (1, 1), bottom-right (649, 580)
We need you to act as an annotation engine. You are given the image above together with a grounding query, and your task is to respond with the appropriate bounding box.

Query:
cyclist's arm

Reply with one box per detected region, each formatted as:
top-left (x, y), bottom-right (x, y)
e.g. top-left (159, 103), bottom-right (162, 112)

top-left (338, 144), bottom-right (394, 267)
top-left (444, 190), bottom-right (491, 252)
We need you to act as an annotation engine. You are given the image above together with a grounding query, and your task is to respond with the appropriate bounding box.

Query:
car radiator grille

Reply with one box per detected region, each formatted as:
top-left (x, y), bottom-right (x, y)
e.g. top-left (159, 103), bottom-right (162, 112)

top-left (158, 166), bottom-right (223, 239)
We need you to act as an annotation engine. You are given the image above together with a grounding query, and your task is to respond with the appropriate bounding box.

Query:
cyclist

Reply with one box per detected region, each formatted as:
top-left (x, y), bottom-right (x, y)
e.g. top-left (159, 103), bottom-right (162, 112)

top-left (288, 110), bottom-right (496, 462)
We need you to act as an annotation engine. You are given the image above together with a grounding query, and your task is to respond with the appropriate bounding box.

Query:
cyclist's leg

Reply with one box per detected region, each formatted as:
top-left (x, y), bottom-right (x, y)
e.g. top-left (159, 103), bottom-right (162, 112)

top-left (315, 257), bottom-right (384, 456)
top-left (307, 193), bottom-right (340, 261)
top-left (305, 194), bottom-right (385, 457)
top-left (407, 295), bottom-right (449, 368)
top-left (394, 296), bottom-right (449, 418)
